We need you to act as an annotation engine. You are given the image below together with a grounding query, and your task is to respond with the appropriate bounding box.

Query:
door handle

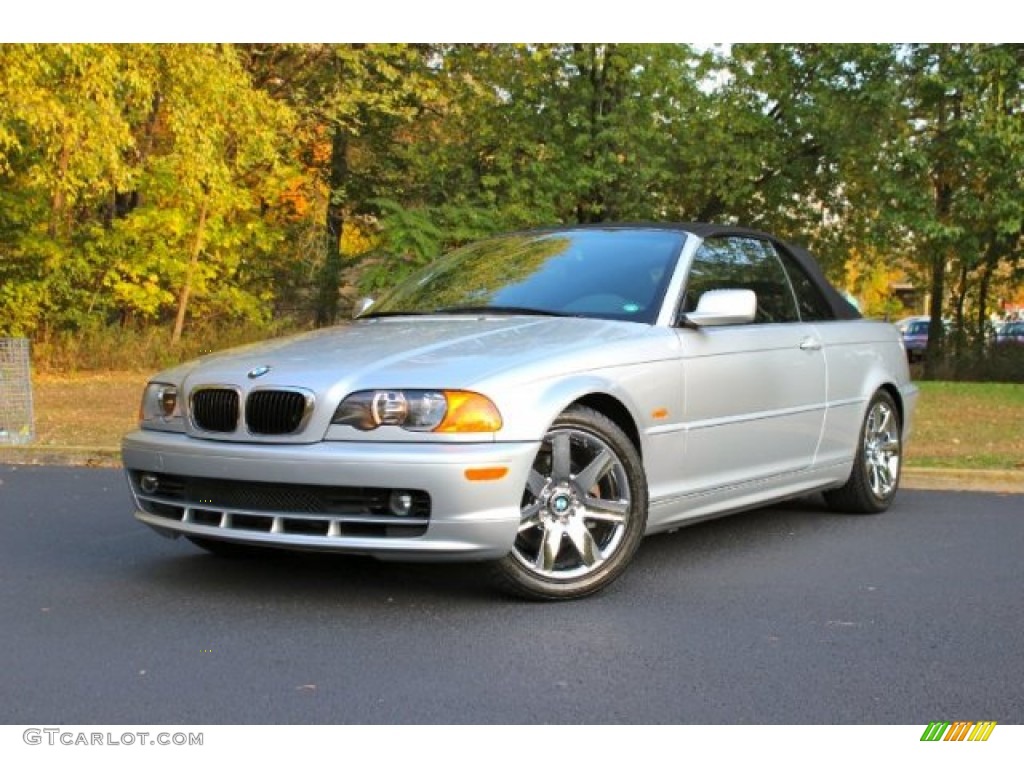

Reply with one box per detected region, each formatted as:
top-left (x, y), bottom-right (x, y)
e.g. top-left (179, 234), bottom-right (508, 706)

top-left (799, 338), bottom-right (822, 351)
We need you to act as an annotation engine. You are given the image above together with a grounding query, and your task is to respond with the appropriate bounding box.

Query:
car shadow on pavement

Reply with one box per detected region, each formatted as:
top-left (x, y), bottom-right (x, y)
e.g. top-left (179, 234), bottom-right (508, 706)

top-left (629, 492), bottom-right (869, 569)
top-left (136, 542), bottom-right (501, 605)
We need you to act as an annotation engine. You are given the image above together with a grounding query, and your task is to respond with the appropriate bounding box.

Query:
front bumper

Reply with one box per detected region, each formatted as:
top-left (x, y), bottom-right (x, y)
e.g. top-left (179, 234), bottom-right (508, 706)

top-left (122, 430), bottom-right (539, 561)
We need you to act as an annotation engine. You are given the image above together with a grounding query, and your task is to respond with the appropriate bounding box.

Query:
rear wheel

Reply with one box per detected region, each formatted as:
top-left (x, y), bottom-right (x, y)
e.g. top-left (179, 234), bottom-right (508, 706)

top-left (490, 405), bottom-right (648, 600)
top-left (825, 390), bottom-right (902, 514)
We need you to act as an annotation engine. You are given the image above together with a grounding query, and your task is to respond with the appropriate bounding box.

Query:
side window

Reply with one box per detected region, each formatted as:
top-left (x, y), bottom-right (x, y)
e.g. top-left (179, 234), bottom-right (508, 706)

top-left (680, 237), bottom-right (799, 324)
top-left (776, 247), bottom-right (835, 321)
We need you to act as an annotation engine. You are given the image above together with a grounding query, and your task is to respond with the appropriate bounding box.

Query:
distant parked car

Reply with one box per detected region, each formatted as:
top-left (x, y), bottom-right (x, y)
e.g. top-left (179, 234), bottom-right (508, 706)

top-left (900, 317), bottom-right (955, 362)
top-left (894, 315), bottom-right (928, 334)
top-left (993, 321), bottom-right (1024, 346)
top-left (901, 320), bottom-right (931, 362)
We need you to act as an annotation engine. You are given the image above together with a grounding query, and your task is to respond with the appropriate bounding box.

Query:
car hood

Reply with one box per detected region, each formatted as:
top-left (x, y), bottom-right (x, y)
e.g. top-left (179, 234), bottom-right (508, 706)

top-left (168, 315), bottom-right (672, 395)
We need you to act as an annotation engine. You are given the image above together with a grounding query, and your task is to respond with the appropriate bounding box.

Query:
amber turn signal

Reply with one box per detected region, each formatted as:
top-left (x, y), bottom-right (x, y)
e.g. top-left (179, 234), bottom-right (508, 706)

top-left (464, 466), bottom-right (509, 482)
top-left (435, 391), bottom-right (503, 433)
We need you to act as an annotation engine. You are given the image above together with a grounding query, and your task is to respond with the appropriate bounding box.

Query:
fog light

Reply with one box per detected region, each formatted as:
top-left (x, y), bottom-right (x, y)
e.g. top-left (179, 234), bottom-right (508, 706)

top-left (389, 491), bottom-right (414, 517)
top-left (139, 474), bottom-right (160, 494)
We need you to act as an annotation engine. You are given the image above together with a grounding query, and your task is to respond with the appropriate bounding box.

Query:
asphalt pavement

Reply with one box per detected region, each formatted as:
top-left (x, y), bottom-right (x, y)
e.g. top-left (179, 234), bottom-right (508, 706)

top-left (1, 464), bottom-right (1022, 724)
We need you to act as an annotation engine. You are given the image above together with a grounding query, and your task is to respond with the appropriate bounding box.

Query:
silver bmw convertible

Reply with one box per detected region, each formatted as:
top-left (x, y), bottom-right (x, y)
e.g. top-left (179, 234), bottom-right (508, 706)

top-left (123, 224), bottom-right (917, 599)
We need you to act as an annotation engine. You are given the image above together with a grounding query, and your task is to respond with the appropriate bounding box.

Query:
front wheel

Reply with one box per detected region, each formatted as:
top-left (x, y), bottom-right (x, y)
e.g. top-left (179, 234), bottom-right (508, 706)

top-left (490, 405), bottom-right (648, 600)
top-left (824, 390), bottom-right (902, 514)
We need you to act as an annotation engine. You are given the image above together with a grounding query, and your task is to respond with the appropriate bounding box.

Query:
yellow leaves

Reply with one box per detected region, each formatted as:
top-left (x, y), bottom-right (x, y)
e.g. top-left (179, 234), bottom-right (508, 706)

top-left (0, 44), bottom-right (140, 206)
top-left (341, 220), bottom-right (378, 258)
top-left (110, 279), bottom-right (174, 319)
top-left (844, 247), bottom-right (910, 318)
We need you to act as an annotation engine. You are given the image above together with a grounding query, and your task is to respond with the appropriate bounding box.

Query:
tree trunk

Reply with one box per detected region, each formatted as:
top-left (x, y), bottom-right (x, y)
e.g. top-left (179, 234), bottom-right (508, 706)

top-left (171, 198), bottom-right (210, 346)
top-left (976, 258), bottom-right (992, 345)
top-left (572, 44), bottom-right (612, 224)
top-left (952, 259), bottom-right (969, 357)
top-left (315, 126), bottom-right (348, 326)
top-left (110, 93), bottom-right (162, 225)
top-left (48, 142), bottom-right (71, 238)
top-left (923, 252), bottom-right (946, 379)
top-left (923, 176), bottom-right (952, 379)
top-left (976, 235), bottom-right (1008, 346)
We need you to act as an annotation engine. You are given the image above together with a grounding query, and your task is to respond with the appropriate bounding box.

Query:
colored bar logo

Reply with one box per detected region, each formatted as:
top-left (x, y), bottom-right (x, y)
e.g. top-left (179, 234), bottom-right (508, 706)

top-left (920, 721), bottom-right (997, 741)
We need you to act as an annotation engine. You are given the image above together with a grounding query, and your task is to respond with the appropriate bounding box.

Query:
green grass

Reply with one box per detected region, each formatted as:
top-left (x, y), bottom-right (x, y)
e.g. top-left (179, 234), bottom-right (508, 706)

top-left (906, 381), bottom-right (1024, 470)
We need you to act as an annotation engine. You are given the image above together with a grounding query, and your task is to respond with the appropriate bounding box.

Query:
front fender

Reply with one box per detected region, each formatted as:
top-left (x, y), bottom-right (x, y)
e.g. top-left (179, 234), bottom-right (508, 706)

top-left (490, 359), bottom-right (682, 450)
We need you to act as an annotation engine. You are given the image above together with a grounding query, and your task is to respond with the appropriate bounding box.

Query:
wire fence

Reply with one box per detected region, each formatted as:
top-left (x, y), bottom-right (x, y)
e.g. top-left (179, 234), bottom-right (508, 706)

top-left (0, 338), bottom-right (34, 445)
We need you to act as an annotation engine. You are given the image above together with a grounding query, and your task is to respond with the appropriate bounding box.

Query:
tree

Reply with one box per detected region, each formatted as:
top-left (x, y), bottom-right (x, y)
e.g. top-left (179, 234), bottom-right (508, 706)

top-left (0, 44), bottom-right (296, 342)
top-left (240, 44), bottom-right (436, 325)
top-left (1, 43), bottom-right (1020, 379)
top-left (0, 44), bottom-right (148, 335)
top-left (362, 45), bottom-right (705, 256)
top-left (688, 45), bottom-right (904, 265)
top-left (879, 45), bottom-right (1023, 375)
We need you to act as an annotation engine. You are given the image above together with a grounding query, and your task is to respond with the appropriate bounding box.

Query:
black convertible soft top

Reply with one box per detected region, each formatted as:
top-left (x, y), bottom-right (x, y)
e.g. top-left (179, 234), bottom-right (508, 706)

top-left (571, 222), bottom-right (862, 321)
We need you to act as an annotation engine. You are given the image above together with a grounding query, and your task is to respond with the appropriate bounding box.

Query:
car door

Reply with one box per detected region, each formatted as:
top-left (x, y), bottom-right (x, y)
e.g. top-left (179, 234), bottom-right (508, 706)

top-left (675, 236), bottom-right (827, 492)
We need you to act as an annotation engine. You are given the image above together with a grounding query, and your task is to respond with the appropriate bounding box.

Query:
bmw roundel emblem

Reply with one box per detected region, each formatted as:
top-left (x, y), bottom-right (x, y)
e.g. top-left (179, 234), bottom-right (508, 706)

top-left (247, 365), bottom-right (272, 379)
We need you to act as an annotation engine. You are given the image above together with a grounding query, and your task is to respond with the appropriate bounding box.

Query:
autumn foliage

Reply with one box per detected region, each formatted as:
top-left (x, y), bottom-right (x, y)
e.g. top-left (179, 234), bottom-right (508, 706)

top-left (0, 44), bottom-right (1021, 374)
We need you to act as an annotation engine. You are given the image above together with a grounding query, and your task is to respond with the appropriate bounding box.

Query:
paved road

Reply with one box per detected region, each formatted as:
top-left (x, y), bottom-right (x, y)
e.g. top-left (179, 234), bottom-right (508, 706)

top-left (1, 464), bottom-right (1022, 724)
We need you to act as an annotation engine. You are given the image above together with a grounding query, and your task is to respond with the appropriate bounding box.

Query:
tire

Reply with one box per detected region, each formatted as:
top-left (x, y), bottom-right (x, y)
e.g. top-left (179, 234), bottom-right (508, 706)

top-left (490, 405), bottom-right (648, 600)
top-left (186, 535), bottom-right (259, 559)
top-left (824, 390), bottom-right (902, 514)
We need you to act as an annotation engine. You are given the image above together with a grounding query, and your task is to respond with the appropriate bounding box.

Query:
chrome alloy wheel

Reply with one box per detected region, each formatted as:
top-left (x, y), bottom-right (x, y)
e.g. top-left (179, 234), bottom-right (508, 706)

top-left (863, 399), bottom-right (901, 499)
top-left (824, 389), bottom-right (902, 515)
top-left (512, 427), bottom-right (632, 580)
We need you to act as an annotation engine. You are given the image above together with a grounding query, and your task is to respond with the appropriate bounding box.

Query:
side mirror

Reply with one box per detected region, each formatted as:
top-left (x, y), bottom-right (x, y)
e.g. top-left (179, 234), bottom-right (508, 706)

top-left (352, 297), bottom-right (376, 319)
top-left (682, 289), bottom-right (756, 328)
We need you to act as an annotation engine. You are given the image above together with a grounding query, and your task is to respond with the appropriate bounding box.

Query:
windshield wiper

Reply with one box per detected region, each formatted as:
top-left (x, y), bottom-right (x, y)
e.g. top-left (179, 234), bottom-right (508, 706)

top-left (430, 306), bottom-right (568, 317)
top-left (363, 306), bottom-right (570, 319)
top-left (360, 310), bottom-right (431, 319)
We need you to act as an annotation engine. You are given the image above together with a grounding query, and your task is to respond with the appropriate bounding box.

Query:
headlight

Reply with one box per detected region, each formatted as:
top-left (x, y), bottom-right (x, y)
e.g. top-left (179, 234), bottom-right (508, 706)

top-left (139, 382), bottom-right (183, 430)
top-left (333, 390), bottom-right (502, 433)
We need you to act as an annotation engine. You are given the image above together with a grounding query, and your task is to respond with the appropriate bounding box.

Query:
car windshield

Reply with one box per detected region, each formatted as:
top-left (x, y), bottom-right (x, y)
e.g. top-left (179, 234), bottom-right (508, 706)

top-left (906, 321), bottom-right (929, 334)
top-left (368, 229), bottom-right (687, 324)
